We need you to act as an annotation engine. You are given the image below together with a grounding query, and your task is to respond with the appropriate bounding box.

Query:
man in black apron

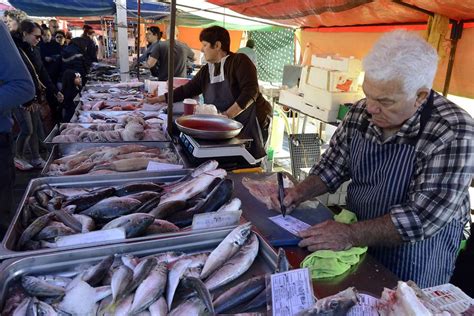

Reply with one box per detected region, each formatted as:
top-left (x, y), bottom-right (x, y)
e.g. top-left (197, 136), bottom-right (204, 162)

top-left (147, 26), bottom-right (271, 159)
top-left (278, 31), bottom-right (473, 288)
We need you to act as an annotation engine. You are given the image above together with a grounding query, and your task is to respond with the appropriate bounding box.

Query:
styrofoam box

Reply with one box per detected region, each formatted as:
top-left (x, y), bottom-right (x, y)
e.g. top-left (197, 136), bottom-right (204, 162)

top-left (298, 66), bottom-right (311, 94)
top-left (311, 54), bottom-right (362, 73)
top-left (304, 86), bottom-right (362, 111)
top-left (308, 67), bottom-right (360, 92)
top-left (278, 89), bottom-right (305, 109)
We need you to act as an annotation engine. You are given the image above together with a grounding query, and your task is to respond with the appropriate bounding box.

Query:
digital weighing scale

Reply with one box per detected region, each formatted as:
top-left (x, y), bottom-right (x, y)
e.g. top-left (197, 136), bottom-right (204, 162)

top-left (179, 132), bottom-right (262, 168)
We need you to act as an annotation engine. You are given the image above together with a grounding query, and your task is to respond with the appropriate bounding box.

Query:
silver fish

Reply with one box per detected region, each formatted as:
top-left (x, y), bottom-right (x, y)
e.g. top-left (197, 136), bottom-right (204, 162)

top-left (81, 254), bottom-right (115, 287)
top-left (21, 276), bottom-right (65, 297)
top-left (102, 213), bottom-right (154, 238)
top-left (200, 223), bottom-right (252, 279)
top-left (181, 277), bottom-right (214, 315)
top-left (164, 160), bottom-right (218, 192)
top-left (36, 300), bottom-right (58, 316)
top-left (144, 219), bottom-right (180, 235)
top-left (53, 209), bottom-right (82, 233)
top-left (141, 251), bottom-right (185, 265)
top-left (129, 263), bottom-right (168, 315)
top-left (121, 254), bottom-right (140, 270)
top-left (80, 197), bottom-right (141, 221)
top-left (168, 297), bottom-right (210, 316)
top-left (110, 265), bottom-right (133, 307)
top-left (296, 287), bottom-right (359, 316)
top-left (17, 213), bottom-right (54, 249)
top-left (12, 297), bottom-right (31, 316)
top-left (275, 247), bottom-right (291, 273)
top-left (166, 259), bottom-right (192, 310)
top-left (35, 222), bottom-right (75, 241)
top-left (127, 257), bottom-right (158, 295)
top-left (95, 285), bottom-right (112, 302)
top-left (205, 232), bottom-right (259, 291)
top-left (213, 275), bottom-right (266, 313)
top-left (148, 296), bottom-right (167, 316)
top-left (114, 293), bottom-right (134, 316)
top-left (36, 275), bottom-right (72, 288)
top-left (217, 197), bottom-right (242, 212)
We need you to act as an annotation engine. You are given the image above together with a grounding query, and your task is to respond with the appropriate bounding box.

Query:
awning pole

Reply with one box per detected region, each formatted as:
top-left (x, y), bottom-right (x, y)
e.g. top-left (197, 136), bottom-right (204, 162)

top-left (443, 21), bottom-right (463, 96)
top-left (167, 0), bottom-right (177, 136)
top-left (136, 0), bottom-right (141, 80)
top-left (116, 0), bottom-right (130, 81)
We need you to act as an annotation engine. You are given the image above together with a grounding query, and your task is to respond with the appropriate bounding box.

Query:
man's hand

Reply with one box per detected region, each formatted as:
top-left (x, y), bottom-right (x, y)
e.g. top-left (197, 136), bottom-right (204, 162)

top-left (56, 92), bottom-right (64, 103)
top-left (298, 220), bottom-right (354, 251)
top-left (146, 95), bottom-right (165, 104)
top-left (269, 186), bottom-right (300, 215)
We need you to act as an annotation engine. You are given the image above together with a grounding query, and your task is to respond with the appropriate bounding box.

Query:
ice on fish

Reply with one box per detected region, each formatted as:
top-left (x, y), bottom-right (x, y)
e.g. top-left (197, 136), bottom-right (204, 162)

top-left (58, 280), bottom-right (97, 315)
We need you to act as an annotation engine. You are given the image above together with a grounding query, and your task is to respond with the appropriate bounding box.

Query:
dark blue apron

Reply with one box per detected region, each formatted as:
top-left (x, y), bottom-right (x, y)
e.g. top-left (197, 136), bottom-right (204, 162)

top-left (347, 91), bottom-right (463, 288)
top-left (203, 60), bottom-right (266, 159)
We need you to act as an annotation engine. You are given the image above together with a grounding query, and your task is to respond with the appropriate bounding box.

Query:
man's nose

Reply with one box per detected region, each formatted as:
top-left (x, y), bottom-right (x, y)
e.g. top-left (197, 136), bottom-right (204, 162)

top-left (366, 99), bottom-right (380, 114)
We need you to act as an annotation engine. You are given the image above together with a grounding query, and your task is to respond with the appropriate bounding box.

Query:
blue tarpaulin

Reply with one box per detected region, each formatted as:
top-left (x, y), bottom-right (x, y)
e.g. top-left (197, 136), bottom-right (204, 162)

top-left (9, 0), bottom-right (169, 17)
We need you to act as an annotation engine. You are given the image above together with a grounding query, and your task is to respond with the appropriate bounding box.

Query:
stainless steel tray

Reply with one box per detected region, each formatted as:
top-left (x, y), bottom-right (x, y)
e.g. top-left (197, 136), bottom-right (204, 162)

top-left (0, 229), bottom-right (276, 313)
top-left (40, 142), bottom-right (185, 176)
top-left (44, 123), bottom-right (171, 144)
top-left (0, 171), bottom-right (238, 260)
top-left (70, 110), bottom-right (163, 123)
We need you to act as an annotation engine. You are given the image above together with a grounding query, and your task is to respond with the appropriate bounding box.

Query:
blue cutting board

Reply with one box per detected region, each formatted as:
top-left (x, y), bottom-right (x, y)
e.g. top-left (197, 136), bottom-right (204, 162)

top-left (229, 173), bottom-right (334, 247)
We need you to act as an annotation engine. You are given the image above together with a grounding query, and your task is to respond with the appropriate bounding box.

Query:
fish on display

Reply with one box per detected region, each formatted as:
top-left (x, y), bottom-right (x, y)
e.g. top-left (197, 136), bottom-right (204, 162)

top-left (129, 263), bottom-right (168, 314)
top-left (296, 287), bottom-right (360, 316)
top-left (80, 196), bottom-right (142, 221)
top-left (21, 276), bottom-right (66, 297)
top-left (102, 213), bottom-right (155, 238)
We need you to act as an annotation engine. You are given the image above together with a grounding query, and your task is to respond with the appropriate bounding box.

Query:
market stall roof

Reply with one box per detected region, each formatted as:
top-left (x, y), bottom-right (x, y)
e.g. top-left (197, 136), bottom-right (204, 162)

top-left (207, 0), bottom-right (474, 28)
top-left (8, 0), bottom-right (169, 18)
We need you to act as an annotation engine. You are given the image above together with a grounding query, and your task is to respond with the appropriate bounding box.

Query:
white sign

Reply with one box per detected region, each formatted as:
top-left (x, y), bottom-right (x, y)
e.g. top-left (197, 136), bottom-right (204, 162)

top-left (191, 210), bottom-right (242, 230)
top-left (271, 268), bottom-right (315, 316)
top-left (269, 215), bottom-right (311, 236)
top-left (146, 161), bottom-right (183, 172)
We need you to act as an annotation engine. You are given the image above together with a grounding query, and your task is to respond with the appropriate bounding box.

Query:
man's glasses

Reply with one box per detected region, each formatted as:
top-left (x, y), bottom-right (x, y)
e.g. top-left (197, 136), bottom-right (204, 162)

top-left (56, 36), bottom-right (64, 39)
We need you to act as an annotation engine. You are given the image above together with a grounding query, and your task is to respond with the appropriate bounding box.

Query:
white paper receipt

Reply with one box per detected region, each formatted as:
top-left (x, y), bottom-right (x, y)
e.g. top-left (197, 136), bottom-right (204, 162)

top-left (146, 161), bottom-right (183, 172)
top-left (271, 268), bottom-right (315, 316)
top-left (269, 215), bottom-right (311, 236)
top-left (191, 210), bottom-right (242, 230)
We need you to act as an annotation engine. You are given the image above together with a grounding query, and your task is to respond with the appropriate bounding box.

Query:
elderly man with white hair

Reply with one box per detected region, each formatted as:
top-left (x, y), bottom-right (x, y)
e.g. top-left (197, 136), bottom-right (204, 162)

top-left (277, 30), bottom-right (473, 288)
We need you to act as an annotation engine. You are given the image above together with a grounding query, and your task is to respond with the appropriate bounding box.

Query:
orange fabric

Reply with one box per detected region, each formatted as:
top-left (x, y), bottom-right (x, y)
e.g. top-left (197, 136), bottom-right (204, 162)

top-left (208, 0), bottom-right (474, 27)
top-left (301, 28), bottom-right (474, 98)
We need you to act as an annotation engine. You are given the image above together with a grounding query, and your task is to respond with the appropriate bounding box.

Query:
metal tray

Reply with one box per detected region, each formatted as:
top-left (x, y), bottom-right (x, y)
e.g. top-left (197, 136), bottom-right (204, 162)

top-left (0, 229), bottom-right (276, 313)
top-left (70, 110), bottom-right (163, 123)
top-left (40, 142), bottom-right (186, 176)
top-left (44, 123), bottom-right (171, 144)
top-left (0, 171), bottom-right (239, 261)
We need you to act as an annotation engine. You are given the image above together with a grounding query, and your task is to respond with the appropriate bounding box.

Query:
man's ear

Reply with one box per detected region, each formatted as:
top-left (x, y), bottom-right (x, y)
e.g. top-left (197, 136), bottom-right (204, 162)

top-left (215, 41), bottom-right (222, 50)
top-left (415, 88), bottom-right (430, 108)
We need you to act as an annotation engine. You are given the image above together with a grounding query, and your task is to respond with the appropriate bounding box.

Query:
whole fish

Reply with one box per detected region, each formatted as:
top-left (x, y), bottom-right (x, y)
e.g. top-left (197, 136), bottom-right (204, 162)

top-left (148, 200), bottom-right (188, 219)
top-left (200, 223), bottom-right (252, 279)
top-left (180, 277), bottom-right (214, 315)
top-left (164, 160), bottom-right (218, 192)
top-left (53, 209), bottom-right (82, 233)
top-left (134, 195), bottom-right (162, 214)
top-left (36, 275), bottom-right (72, 289)
top-left (205, 232), bottom-right (259, 291)
top-left (217, 197), bottom-right (242, 212)
top-left (143, 251), bottom-right (185, 265)
top-left (127, 257), bottom-right (158, 294)
top-left (148, 296), bottom-right (167, 316)
top-left (241, 288), bottom-right (267, 312)
top-left (160, 169), bottom-right (227, 204)
top-left (168, 297), bottom-right (210, 316)
top-left (21, 276), bottom-right (66, 297)
top-left (102, 213), bottom-right (155, 238)
top-left (145, 219), bottom-right (180, 235)
top-left (36, 300), bottom-right (58, 316)
top-left (296, 287), bottom-right (359, 316)
top-left (35, 222), bottom-right (76, 241)
top-left (26, 296), bottom-right (39, 316)
top-left (95, 285), bottom-right (113, 302)
top-left (28, 197), bottom-right (49, 217)
top-left (17, 213), bottom-right (54, 249)
top-left (213, 275), bottom-right (266, 313)
top-left (124, 191), bottom-right (161, 203)
top-left (166, 259), bottom-right (192, 310)
top-left (129, 263), bottom-right (168, 315)
top-left (81, 255), bottom-right (115, 286)
top-left (72, 214), bottom-right (96, 233)
top-left (80, 197), bottom-right (141, 221)
top-left (121, 254), bottom-right (140, 270)
top-left (114, 293), bottom-right (134, 316)
top-left (109, 265), bottom-right (133, 307)
top-left (115, 182), bottom-right (163, 196)
top-left (63, 187), bottom-right (116, 212)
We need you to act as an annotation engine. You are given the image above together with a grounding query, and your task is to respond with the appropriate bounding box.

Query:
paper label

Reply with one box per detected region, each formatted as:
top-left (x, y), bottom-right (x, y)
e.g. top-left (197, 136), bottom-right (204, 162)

top-left (346, 293), bottom-right (379, 316)
top-left (271, 268), bottom-right (315, 316)
top-left (146, 161), bottom-right (183, 172)
top-left (191, 210), bottom-right (242, 230)
top-left (269, 215), bottom-right (311, 236)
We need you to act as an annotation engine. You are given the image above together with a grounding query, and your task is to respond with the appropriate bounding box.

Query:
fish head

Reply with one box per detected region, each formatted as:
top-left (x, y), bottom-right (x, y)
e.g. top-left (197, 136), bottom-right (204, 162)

top-left (232, 223), bottom-right (252, 247)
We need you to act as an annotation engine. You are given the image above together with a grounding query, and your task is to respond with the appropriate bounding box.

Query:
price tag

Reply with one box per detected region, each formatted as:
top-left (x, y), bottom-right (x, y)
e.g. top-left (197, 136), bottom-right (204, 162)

top-left (191, 210), bottom-right (242, 230)
top-left (269, 215), bottom-right (311, 236)
top-left (346, 294), bottom-right (379, 316)
top-left (146, 161), bottom-right (183, 172)
top-left (271, 268), bottom-right (315, 316)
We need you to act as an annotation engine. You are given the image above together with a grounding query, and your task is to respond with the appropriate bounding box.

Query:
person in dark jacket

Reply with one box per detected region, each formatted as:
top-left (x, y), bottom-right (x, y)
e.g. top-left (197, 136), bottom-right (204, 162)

top-left (61, 37), bottom-right (89, 85)
top-left (81, 24), bottom-right (98, 67)
top-left (61, 70), bottom-right (82, 122)
top-left (39, 26), bottom-right (63, 125)
top-left (12, 20), bottom-right (63, 170)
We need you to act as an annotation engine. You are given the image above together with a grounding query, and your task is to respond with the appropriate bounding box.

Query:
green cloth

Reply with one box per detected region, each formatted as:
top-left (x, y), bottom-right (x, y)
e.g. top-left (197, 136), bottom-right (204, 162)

top-left (300, 209), bottom-right (368, 279)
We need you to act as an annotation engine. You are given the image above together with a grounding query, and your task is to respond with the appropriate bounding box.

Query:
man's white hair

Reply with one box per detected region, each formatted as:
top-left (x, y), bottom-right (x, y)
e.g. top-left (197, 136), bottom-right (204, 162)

top-left (363, 30), bottom-right (438, 96)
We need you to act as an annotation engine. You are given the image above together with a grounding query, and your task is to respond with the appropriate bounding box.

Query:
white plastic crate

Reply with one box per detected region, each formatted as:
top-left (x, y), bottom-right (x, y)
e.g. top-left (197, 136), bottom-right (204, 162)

top-left (423, 283), bottom-right (474, 314)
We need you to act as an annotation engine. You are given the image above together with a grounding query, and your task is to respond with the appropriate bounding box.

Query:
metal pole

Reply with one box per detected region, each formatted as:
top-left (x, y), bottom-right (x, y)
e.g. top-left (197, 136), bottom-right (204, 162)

top-left (443, 21), bottom-right (463, 96)
top-left (116, 0), bottom-right (130, 81)
top-left (167, 0), bottom-right (176, 136)
top-left (136, 0), bottom-right (141, 80)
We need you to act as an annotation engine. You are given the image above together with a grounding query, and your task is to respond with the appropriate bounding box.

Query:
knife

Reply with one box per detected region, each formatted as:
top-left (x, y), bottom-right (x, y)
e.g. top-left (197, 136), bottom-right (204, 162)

top-left (277, 172), bottom-right (286, 217)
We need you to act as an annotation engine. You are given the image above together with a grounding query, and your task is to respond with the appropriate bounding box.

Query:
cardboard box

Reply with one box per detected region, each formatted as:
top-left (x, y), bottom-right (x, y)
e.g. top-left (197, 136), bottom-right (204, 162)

top-left (278, 89), bottom-right (305, 109)
top-left (311, 54), bottom-right (362, 73)
top-left (304, 86), bottom-right (362, 111)
top-left (308, 67), bottom-right (360, 92)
